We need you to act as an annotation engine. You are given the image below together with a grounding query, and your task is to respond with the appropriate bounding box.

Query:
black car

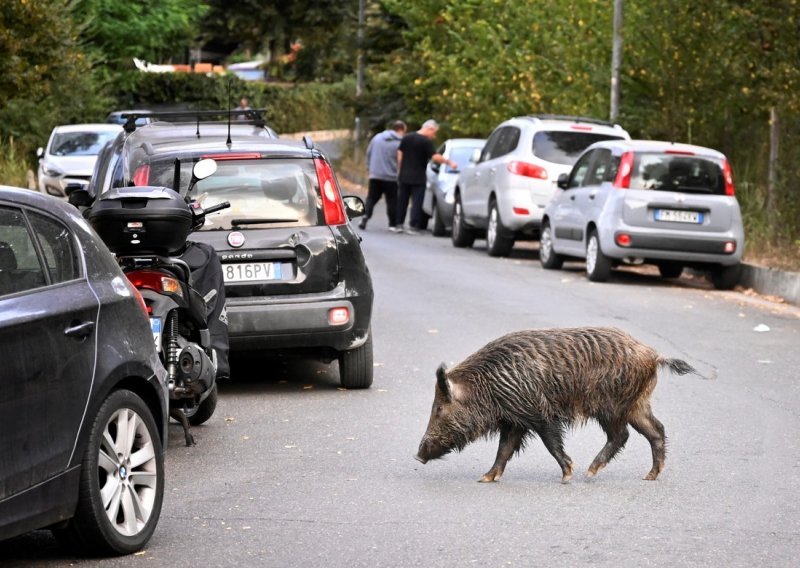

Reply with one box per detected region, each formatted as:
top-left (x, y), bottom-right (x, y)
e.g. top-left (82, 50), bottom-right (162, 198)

top-left (83, 115), bottom-right (375, 388)
top-left (0, 186), bottom-right (168, 555)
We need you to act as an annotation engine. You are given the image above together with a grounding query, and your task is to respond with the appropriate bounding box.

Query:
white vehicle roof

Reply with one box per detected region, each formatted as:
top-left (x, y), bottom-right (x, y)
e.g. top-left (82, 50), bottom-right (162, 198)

top-left (52, 124), bottom-right (124, 134)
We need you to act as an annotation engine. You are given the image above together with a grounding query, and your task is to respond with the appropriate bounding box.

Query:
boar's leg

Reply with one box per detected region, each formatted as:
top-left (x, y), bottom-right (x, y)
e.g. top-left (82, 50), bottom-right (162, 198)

top-left (628, 404), bottom-right (667, 480)
top-left (587, 417), bottom-right (629, 478)
top-left (479, 425), bottom-right (524, 483)
top-left (534, 423), bottom-right (574, 483)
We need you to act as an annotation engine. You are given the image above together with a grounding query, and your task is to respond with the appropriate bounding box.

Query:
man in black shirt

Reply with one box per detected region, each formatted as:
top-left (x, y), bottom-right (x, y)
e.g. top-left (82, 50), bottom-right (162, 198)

top-left (396, 119), bottom-right (456, 234)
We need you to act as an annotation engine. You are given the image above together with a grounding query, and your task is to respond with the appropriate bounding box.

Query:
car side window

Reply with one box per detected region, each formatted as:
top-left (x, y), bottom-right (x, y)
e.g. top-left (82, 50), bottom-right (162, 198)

top-left (567, 151), bottom-right (594, 189)
top-left (0, 207), bottom-right (47, 296)
top-left (27, 212), bottom-right (81, 284)
top-left (480, 128), bottom-right (504, 162)
top-left (584, 149), bottom-right (612, 186)
top-left (495, 127), bottom-right (520, 158)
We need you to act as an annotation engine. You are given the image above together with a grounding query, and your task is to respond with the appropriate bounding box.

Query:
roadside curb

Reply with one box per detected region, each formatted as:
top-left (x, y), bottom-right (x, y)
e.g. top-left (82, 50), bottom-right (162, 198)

top-left (739, 263), bottom-right (800, 306)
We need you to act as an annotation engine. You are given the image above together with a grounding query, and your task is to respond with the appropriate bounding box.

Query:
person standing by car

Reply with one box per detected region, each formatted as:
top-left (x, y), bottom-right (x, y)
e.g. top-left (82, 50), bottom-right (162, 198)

top-left (396, 119), bottom-right (456, 234)
top-left (360, 120), bottom-right (407, 231)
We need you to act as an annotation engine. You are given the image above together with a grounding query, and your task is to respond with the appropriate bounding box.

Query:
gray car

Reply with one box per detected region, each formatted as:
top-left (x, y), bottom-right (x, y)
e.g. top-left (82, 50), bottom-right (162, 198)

top-left (0, 186), bottom-right (168, 554)
top-left (540, 139), bottom-right (745, 289)
top-left (422, 138), bottom-right (485, 236)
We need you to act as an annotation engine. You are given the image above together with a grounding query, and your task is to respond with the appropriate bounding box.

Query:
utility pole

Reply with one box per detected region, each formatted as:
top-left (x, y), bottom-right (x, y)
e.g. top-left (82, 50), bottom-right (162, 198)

top-left (610, 0), bottom-right (623, 121)
top-left (355, 0), bottom-right (366, 150)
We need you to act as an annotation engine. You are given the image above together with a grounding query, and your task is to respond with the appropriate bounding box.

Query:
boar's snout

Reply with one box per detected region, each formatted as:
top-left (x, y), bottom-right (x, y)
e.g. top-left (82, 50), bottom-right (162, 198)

top-left (416, 437), bottom-right (447, 464)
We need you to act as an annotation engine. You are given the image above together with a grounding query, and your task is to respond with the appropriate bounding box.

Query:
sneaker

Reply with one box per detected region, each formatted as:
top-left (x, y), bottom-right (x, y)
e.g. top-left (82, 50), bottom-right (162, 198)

top-left (405, 228), bottom-right (420, 235)
top-left (389, 226), bottom-right (402, 233)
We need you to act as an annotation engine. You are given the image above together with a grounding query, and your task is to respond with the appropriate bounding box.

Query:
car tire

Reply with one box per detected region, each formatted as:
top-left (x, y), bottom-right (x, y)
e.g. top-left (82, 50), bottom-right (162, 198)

top-left (54, 389), bottom-right (164, 556)
top-left (431, 200), bottom-right (447, 237)
top-left (486, 200), bottom-right (514, 257)
top-left (339, 330), bottom-right (373, 389)
top-left (185, 384), bottom-right (218, 426)
top-left (711, 263), bottom-right (741, 290)
top-left (451, 195), bottom-right (476, 248)
top-left (539, 221), bottom-right (564, 270)
top-left (657, 261), bottom-right (684, 279)
top-left (585, 230), bottom-right (611, 282)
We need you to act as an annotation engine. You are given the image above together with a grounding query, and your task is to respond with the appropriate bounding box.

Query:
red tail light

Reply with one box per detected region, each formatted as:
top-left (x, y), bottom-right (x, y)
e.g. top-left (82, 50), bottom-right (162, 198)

top-left (127, 270), bottom-right (183, 298)
top-left (722, 159), bottom-right (735, 196)
top-left (328, 307), bottom-right (350, 326)
top-left (613, 151), bottom-right (634, 188)
top-left (130, 284), bottom-right (149, 317)
top-left (570, 125), bottom-right (594, 131)
top-left (201, 152), bottom-right (262, 161)
top-left (507, 161), bottom-right (548, 180)
top-left (133, 165), bottom-right (150, 186)
top-left (615, 233), bottom-right (632, 247)
top-left (314, 157), bottom-right (346, 225)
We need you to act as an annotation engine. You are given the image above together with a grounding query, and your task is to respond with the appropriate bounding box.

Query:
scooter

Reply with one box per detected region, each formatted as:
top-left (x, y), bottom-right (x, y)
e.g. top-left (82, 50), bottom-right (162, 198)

top-left (88, 159), bottom-right (228, 445)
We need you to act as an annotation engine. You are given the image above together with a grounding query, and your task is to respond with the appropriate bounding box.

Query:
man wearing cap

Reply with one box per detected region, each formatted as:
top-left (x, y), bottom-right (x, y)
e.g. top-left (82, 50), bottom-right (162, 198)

top-left (396, 119), bottom-right (456, 235)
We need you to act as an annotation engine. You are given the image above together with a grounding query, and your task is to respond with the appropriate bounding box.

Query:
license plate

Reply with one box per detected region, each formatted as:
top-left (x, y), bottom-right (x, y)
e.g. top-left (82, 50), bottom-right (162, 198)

top-left (654, 209), bottom-right (703, 224)
top-left (223, 262), bottom-right (282, 283)
top-left (150, 317), bottom-right (162, 347)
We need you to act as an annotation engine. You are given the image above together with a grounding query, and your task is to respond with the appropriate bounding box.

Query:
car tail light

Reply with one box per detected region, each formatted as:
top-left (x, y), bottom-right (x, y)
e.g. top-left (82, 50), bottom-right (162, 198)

top-left (328, 307), bottom-right (350, 326)
top-left (507, 161), bottom-right (548, 180)
top-left (127, 270), bottom-right (184, 298)
top-left (664, 149), bottom-right (695, 155)
top-left (722, 159), bottom-right (735, 196)
top-left (201, 152), bottom-right (262, 160)
top-left (613, 151), bottom-right (634, 188)
top-left (133, 165), bottom-right (150, 186)
top-left (314, 157), bottom-right (346, 225)
top-left (615, 233), bottom-right (632, 247)
top-left (512, 207), bottom-right (530, 216)
top-left (131, 284), bottom-right (149, 316)
top-left (724, 241), bottom-right (736, 254)
top-left (570, 125), bottom-right (594, 131)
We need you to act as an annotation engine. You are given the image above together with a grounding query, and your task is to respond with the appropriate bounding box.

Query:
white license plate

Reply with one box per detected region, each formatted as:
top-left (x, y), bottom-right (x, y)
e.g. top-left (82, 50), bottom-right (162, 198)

top-left (223, 262), bottom-right (282, 283)
top-left (654, 209), bottom-right (703, 224)
top-left (150, 317), bottom-right (162, 347)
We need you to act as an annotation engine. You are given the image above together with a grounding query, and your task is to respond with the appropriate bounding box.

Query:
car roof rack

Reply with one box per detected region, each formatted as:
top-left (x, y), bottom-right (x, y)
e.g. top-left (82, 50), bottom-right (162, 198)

top-left (520, 114), bottom-right (618, 128)
top-left (120, 109), bottom-right (271, 134)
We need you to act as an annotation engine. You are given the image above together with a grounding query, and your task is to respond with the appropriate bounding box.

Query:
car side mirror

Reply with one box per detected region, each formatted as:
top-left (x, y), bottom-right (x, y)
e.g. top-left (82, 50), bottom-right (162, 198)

top-left (67, 188), bottom-right (93, 208)
top-left (36, 147), bottom-right (44, 159)
top-left (343, 195), bottom-right (365, 220)
top-left (187, 158), bottom-right (218, 195)
top-left (557, 173), bottom-right (570, 190)
top-left (470, 148), bottom-right (481, 163)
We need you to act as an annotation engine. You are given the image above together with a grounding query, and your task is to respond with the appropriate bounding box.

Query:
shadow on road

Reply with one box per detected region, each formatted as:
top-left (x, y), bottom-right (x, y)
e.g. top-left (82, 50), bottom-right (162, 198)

top-left (221, 353), bottom-right (344, 395)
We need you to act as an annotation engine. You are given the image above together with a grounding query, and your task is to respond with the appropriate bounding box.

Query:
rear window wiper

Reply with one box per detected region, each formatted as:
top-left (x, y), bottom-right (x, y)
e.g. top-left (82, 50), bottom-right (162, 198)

top-left (231, 218), bottom-right (299, 226)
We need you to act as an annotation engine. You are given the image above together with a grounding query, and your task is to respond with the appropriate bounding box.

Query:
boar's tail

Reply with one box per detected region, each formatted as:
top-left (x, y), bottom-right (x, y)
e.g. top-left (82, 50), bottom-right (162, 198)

top-left (658, 357), bottom-right (697, 377)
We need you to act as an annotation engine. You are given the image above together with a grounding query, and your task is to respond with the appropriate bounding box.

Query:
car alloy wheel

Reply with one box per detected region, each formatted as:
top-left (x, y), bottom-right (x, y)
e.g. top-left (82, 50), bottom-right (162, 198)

top-left (539, 222), bottom-right (563, 269)
top-left (486, 201), bottom-right (514, 257)
top-left (585, 231), bottom-right (611, 282)
top-left (451, 195), bottom-right (476, 248)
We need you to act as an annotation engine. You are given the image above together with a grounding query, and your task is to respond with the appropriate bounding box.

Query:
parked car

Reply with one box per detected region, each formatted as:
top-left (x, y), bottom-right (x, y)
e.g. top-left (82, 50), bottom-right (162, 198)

top-left (0, 186), bottom-right (168, 554)
top-left (452, 115), bottom-right (630, 256)
top-left (539, 139), bottom-right (744, 289)
top-left (422, 138), bottom-right (485, 237)
top-left (105, 110), bottom-right (155, 128)
top-left (37, 124), bottom-right (123, 198)
top-left (83, 117), bottom-right (375, 388)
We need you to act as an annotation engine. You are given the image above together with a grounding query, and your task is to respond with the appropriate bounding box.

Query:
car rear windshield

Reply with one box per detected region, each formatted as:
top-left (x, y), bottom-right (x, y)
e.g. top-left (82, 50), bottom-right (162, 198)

top-left (532, 131), bottom-right (624, 165)
top-left (51, 131), bottom-right (120, 157)
top-left (630, 153), bottom-right (726, 195)
top-left (142, 157), bottom-right (322, 229)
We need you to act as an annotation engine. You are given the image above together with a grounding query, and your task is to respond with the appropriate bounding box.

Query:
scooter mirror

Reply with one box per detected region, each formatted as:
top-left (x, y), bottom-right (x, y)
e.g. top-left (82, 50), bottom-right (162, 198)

top-left (193, 158), bottom-right (218, 181)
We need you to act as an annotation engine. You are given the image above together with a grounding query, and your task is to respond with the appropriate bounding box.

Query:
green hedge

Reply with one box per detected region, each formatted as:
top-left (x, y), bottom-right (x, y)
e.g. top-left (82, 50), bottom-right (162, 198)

top-left (115, 73), bottom-right (356, 134)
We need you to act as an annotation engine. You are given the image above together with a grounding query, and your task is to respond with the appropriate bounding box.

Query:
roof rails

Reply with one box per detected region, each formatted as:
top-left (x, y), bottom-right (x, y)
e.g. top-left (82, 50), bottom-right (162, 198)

top-left (120, 109), bottom-right (271, 134)
top-left (520, 114), bottom-right (618, 128)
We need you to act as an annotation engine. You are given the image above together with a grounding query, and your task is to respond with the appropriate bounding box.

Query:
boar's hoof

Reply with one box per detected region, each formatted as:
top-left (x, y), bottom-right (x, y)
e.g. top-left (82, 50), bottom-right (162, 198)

top-left (643, 468), bottom-right (661, 481)
top-left (478, 470), bottom-right (502, 483)
top-left (561, 472), bottom-right (572, 484)
top-left (586, 464), bottom-right (605, 479)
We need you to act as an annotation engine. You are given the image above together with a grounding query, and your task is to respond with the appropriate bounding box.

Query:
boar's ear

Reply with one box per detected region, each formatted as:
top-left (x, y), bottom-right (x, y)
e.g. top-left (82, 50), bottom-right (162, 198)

top-left (436, 362), bottom-right (452, 402)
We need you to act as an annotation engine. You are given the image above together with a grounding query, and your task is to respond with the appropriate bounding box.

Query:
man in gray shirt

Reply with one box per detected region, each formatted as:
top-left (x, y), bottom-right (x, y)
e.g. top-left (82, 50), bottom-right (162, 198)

top-left (360, 120), bottom-right (407, 231)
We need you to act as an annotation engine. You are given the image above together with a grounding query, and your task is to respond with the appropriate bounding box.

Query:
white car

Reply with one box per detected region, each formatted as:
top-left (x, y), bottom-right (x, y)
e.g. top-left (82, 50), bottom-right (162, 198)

top-left (37, 123), bottom-right (122, 198)
top-left (452, 115), bottom-right (630, 256)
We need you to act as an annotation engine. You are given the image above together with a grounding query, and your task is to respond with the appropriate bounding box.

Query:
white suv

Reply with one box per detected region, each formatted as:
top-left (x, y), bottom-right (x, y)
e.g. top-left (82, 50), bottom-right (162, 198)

top-left (451, 115), bottom-right (630, 256)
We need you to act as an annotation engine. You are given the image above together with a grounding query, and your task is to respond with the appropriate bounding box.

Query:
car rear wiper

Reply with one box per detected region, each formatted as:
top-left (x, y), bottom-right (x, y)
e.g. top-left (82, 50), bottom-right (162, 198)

top-left (231, 218), bottom-right (299, 226)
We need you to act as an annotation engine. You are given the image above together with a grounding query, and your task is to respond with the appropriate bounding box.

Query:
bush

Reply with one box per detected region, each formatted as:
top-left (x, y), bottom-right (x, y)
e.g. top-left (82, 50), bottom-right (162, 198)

top-left (0, 138), bottom-right (33, 188)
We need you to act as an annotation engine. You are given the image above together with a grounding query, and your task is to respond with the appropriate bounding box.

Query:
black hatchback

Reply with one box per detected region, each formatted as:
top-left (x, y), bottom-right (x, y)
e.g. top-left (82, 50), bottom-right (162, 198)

top-left (0, 186), bottom-right (168, 554)
top-left (87, 117), bottom-right (375, 388)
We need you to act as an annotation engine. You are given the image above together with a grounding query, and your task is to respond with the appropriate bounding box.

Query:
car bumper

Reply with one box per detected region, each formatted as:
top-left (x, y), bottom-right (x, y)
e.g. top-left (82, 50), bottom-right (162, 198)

top-left (498, 184), bottom-right (553, 233)
top-left (599, 226), bottom-right (744, 266)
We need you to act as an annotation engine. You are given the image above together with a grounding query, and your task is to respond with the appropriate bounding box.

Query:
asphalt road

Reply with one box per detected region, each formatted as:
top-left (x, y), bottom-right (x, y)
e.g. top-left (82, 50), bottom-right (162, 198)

top-left (3, 205), bottom-right (799, 567)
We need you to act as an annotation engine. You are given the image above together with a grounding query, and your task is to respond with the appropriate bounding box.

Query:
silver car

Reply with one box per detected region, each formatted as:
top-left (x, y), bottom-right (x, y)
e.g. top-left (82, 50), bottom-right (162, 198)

top-left (452, 115), bottom-right (630, 256)
top-left (422, 138), bottom-right (485, 236)
top-left (37, 123), bottom-right (123, 198)
top-left (540, 139), bottom-right (745, 289)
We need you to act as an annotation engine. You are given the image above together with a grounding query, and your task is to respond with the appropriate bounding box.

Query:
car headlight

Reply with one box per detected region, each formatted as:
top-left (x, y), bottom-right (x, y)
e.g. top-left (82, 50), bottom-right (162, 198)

top-left (41, 164), bottom-right (64, 177)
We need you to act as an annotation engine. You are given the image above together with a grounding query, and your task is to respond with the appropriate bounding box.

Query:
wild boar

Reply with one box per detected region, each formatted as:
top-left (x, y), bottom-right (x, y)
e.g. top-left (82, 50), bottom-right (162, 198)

top-left (415, 327), bottom-right (696, 482)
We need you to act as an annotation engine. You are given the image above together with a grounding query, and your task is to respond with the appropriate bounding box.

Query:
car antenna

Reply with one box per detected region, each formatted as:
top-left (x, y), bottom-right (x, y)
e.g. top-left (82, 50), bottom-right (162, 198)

top-left (226, 79), bottom-right (233, 148)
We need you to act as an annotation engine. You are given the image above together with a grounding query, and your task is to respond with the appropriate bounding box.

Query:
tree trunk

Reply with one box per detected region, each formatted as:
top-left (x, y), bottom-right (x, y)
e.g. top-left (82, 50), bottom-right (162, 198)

top-left (609, 0), bottom-right (623, 121)
top-left (767, 106), bottom-right (779, 228)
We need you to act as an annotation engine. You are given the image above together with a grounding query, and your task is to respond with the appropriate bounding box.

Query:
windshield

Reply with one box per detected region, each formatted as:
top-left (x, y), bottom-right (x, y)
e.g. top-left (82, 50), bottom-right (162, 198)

top-left (134, 157), bottom-right (322, 229)
top-left (532, 131), bottom-right (624, 165)
top-left (50, 131), bottom-right (119, 157)
top-left (446, 145), bottom-right (482, 173)
top-left (631, 153), bottom-right (727, 194)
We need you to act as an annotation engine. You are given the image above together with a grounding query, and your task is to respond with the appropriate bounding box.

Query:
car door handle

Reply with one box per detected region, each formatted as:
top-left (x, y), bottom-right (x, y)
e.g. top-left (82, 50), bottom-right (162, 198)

top-left (64, 320), bottom-right (95, 338)
top-left (570, 195), bottom-right (576, 200)
top-left (589, 192), bottom-right (597, 200)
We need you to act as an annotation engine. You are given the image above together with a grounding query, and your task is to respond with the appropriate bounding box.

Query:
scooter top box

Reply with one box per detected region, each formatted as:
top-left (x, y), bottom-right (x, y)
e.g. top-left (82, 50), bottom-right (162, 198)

top-left (89, 186), bottom-right (193, 256)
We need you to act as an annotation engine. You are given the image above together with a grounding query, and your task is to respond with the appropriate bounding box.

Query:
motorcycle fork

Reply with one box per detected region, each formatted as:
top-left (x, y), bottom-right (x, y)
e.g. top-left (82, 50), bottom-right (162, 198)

top-left (165, 310), bottom-right (180, 382)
